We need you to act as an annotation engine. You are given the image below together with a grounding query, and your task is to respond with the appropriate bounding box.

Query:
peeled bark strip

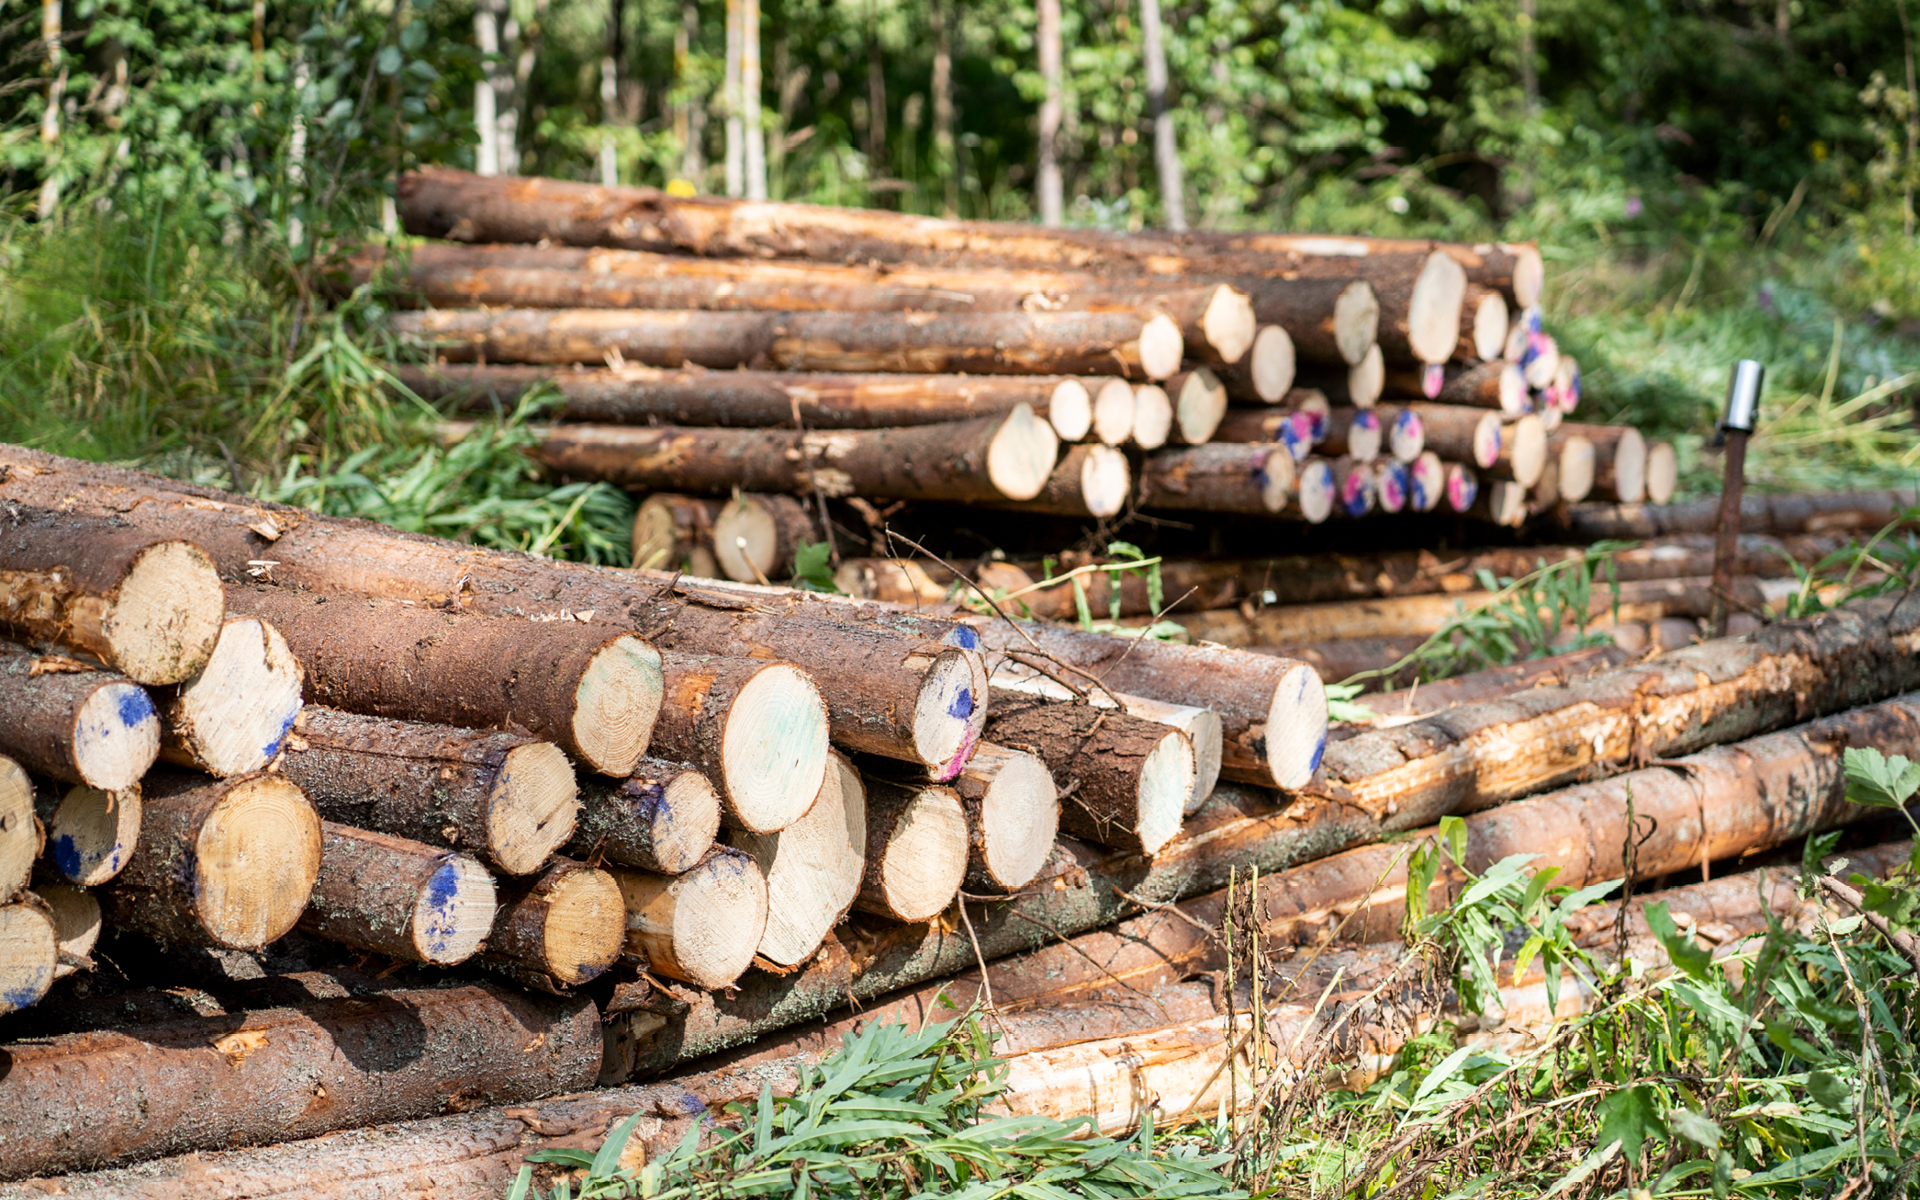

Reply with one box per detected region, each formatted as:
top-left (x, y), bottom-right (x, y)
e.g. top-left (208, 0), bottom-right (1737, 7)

top-left (570, 759), bottom-right (722, 875)
top-left (1169, 369), bottom-right (1228, 444)
top-left (614, 846), bottom-right (768, 987)
top-left (0, 759), bottom-right (39, 901)
top-left (730, 751), bottom-right (865, 966)
top-left (486, 858), bottom-right (625, 988)
top-left (408, 363), bottom-right (1112, 440)
top-left (713, 493), bottom-right (818, 584)
top-left (631, 494), bottom-right (721, 576)
top-left (0, 982), bottom-right (600, 1181)
top-left (1317, 591), bottom-right (1920, 831)
top-left (299, 823), bottom-right (497, 966)
top-left (650, 652), bottom-right (830, 834)
top-left (1137, 442), bottom-right (1299, 517)
top-left (0, 894), bottom-right (57, 1014)
top-left (36, 782), bottom-right (137, 887)
top-left (99, 770), bottom-right (322, 951)
top-left (36, 881), bottom-right (100, 980)
top-left (1213, 325), bottom-right (1297, 403)
top-left (941, 741), bottom-right (1059, 894)
top-left (983, 690), bottom-right (1192, 856)
top-left (225, 585), bottom-right (664, 778)
top-left (395, 307), bottom-right (1183, 380)
top-left (0, 444), bottom-right (990, 776)
top-left (1388, 360), bottom-right (1529, 416)
top-left (0, 506), bottom-right (224, 684)
top-left (0, 642), bottom-right (158, 792)
top-left (276, 707), bottom-right (578, 877)
top-left (155, 616), bottom-right (304, 777)
top-left (855, 776), bottom-right (969, 921)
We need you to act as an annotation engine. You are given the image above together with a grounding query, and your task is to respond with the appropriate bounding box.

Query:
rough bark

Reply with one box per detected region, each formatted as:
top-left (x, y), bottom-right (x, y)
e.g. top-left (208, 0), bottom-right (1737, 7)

top-left (298, 822), bottom-right (497, 966)
top-left (0, 504), bottom-right (224, 684)
top-left (648, 651), bottom-right (829, 834)
top-left (631, 493), bottom-right (721, 577)
top-left (154, 616), bottom-right (305, 778)
top-left (0, 640), bottom-right (158, 792)
top-left (1559, 490), bottom-right (1920, 541)
top-left (0, 982), bottom-right (600, 1182)
top-left (224, 583), bottom-right (664, 778)
top-left (1285, 251), bottom-right (1466, 367)
top-left (0, 758), bottom-right (36, 902)
top-left (35, 780), bottom-right (135, 888)
top-left (853, 775), bottom-right (969, 921)
top-left (395, 307), bottom-right (1181, 380)
top-left (1343, 644), bottom-right (1633, 727)
top-left (1136, 442), bottom-right (1301, 517)
top-left (1228, 276), bottom-right (1377, 366)
top-left (1386, 360), bottom-right (1528, 416)
top-left (484, 858), bottom-right (625, 989)
top-left (728, 750), bottom-right (864, 965)
top-left (613, 846), bottom-right (767, 987)
top-left (570, 758), bottom-right (721, 875)
top-left (277, 707), bottom-right (576, 877)
top-left (98, 770), bottom-right (322, 951)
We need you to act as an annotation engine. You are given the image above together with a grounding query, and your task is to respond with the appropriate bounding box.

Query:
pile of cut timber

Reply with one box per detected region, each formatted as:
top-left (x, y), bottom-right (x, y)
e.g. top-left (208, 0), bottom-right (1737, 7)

top-left (378, 168), bottom-right (1671, 551)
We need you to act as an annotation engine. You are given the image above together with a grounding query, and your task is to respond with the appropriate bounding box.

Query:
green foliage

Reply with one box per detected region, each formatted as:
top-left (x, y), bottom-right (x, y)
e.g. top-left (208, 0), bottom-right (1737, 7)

top-left (790, 539), bottom-right (839, 592)
top-left (513, 1015), bottom-right (1245, 1199)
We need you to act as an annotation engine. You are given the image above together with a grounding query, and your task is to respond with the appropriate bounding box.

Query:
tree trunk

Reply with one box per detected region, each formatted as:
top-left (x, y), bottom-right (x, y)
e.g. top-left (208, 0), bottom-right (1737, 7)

top-left (723, 0), bottom-right (743, 196)
top-left (1384, 359), bottom-right (1529, 416)
top-left (613, 846), bottom-right (766, 987)
top-left (853, 775), bottom-right (969, 921)
top-left (713, 492), bottom-right (818, 583)
top-left (298, 822), bottom-right (497, 966)
top-left (504, 409), bottom-right (1061, 504)
top-left (34, 780), bottom-right (132, 889)
top-left (0, 641), bottom-right (157, 792)
top-left (676, 2), bottom-right (705, 183)
top-left (741, 0), bottom-right (765, 200)
top-left (484, 857), bottom-right (625, 989)
top-left (154, 616), bottom-right (304, 778)
top-left (395, 307), bottom-right (1183, 379)
top-left (0, 445), bottom-right (990, 775)
top-left (1232, 276), bottom-right (1377, 366)
top-left (0, 893), bottom-right (57, 1015)
top-left (0, 506), bottom-right (224, 684)
top-left (728, 750), bottom-right (864, 965)
top-left (1137, 442), bottom-right (1314, 519)
top-left (1036, 0), bottom-right (1064, 226)
top-left (631, 493), bottom-right (722, 577)
top-left (99, 770), bottom-right (321, 951)
top-left (0, 982), bottom-right (599, 1181)
top-left (224, 584), bottom-right (664, 779)
top-left (0, 758), bottom-right (37, 902)
top-left (571, 758), bottom-right (721, 876)
top-left (648, 652), bottom-right (829, 834)
top-left (931, 0), bottom-right (958, 217)
top-left (1138, 0), bottom-right (1186, 229)
top-left (276, 706), bottom-right (579, 877)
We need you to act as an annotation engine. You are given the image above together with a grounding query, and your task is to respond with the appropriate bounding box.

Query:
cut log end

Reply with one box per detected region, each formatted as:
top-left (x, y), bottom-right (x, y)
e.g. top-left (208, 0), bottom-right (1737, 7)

top-left (1297, 460), bottom-right (1337, 524)
top-left (73, 681), bottom-right (159, 793)
top-left (1260, 662), bottom-right (1328, 790)
top-left (1334, 281), bottom-right (1381, 366)
top-left (1173, 369), bottom-right (1227, 444)
top-left (1374, 459), bottom-right (1411, 513)
top-left (1137, 313), bottom-right (1185, 380)
top-left (913, 649), bottom-right (985, 779)
top-left (1130, 731), bottom-right (1195, 856)
top-left (1348, 343), bottom-right (1385, 408)
top-left (1249, 325), bottom-right (1297, 402)
top-left (969, 745), bottom-right (1058, 891)
top-left (866, 783), bottom-right (968, 921)
top-left (1646, 441), bottom-right (1678, 505)
top-left (44, 784), bottom-right (140, 887)
top-left (36, 881), bottom-right (100, 979)
top-left (1387, 407), bottom-right (1424, 464)
top-left (489, 741), bottom-right (581, 876)
top-left (1255, 446), bottom-right (1296, 514)
top-left (1198, 285), bottom-right (1258, 365)
top-left (1513, 245), bottom-right (1546, 309)
top-left (1613, 427), bottom-right (1649, 504)
top-left (0, 759), bottom-right (36, 898)
top-left (1346, 411), bottom-right (1383, 462)
top-left (1079, 444), bottom-right (1133, 518)
top-left (1184, 709), bottom-right (1226, 811)
top-left (1409, 451), bottom-right (1446, 513)
top-left (535, 864), bottom-right (626, 986)
top-left (102, 540), bottom-right (227, 685)
top-left (1471, 291), bottom-right (1510, 362)
top-left (0, 899), bottom-right (58, 1013)
top-left (1091, 379), bottom-right (1136, 446)
top-left (1508, 414), bottom-right (1548, 488)
top-left (412, 854), bottom-right (499, 965)
top-left (1490, 361), bottom-right (1527, 417)
top-left (160, 617), bottom-right (304, 778)
top-left (723, 662), bottom-right (832, 833)
top-left (1047, 379), bottom-right (1093, 442)
top-left (571, 635), bottom-right (665, 776)
top-left (632, 495), bottom-right (721, 578)
top-left (655, 767), bottom-right (726, 874)
top-left (617, 848), bottom-right (768, 989)
top-left (1446, 463), bottom-right (1480, 513)
top-left (986, 403), bottom-right (1062, 501)
top-left (714, 493), bottom-right (800, 584)
top-left (195, 774), bottom-right (324, 950)
top-left (734, 751), bottom-right (865, 967)
top-left (1131, 385), bottom-right (1174, 450)
top-left (1559, 436), bottom-right (1598, 504)
top-left (1408, 251), bottom-right (1470, 365)
top-left (1472, 412), bottom-right (1504, 470)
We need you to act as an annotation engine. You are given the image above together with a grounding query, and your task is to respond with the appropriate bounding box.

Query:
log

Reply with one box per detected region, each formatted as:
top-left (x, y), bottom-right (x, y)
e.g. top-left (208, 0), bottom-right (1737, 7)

top-left (395, 307), bottom-right (1185, 380)
top-left (1470, 479), bottom-right (1528, 526)
top-left (570, 758), bottom-right (722, 875)
top-left (1645, 440), bottom-right (1678, 504)
top-left (99, 770), bottom-right (322, 951)
top-left (224, 584), bottom-right (664, 778)
top-left (1168, 368), bottom-right (1229, 444)
top-left (1295, 348), bottom-right (1385, 408)
top-left (0, 506), bottom-right (224, 684)
top-left (298, 822), bottom-right (498, 966)
top-left (276, 707), bottom-right (579, 876)
top-left (1139, 283), bottom-right (1256, 365)
top-left (0, 982), bottom-right (600, 1181)
top-left (0, 642), bottom-right (158, 792)
top-left (729, 750), bottom-right (865, 966)
top-left (1388, 359), bottom-right (1528, 415)
top-left (1444, 462), bottom-right (1479, 512)
top-left (1233, 276), bottom-right (1377, 366)
top-left (36, 782), bottom-right (137, 887)
top-left (631, 493), bottom-right (721, 577)
top-left (1546, 354), bottom-right (1582, 414)
top-left (1560, 490), bottom-right (1920, 541)
top-left (942, 741), bottom-right (1059, 893)
top-left (35, 880), bottom-right (99, 979)
top-left (983, 689), bottom-right (1192, 855)
top-left (1130, 383), bottom-right (1174, 450)
top-left (1408, 450), bottom-right (1446, 511)
top-left (413, 362), bottom-right (1105, 442)
top-left (1316, 591), bottom-right (1920, 830)
top-left (0, 445), bottom-right (992, 775)
top-left (1459, 285), bottom-right (1509, 362)
top-left (1211, 398), bottom-right (1322, 457)
top-left (1489, 412), bottom-right (1548, 487)
top-left (486, 858), bottom-right (626, 988)
top-left (1329, 455), bottom-right (1376, 517)
top-left (986, 668), bottom-right (1221, 809)
top-left (712, 492), bottom-right (816, 583)
top-left (1090, 377), bottom-right (1135, 445)
top-left (1563, 421), bottom-right (1647, 503)
top-left (614, 846), bottom-right (767, 987)
top-left (0, 894), bottom-right (57, 1014)
top-left (154, 616), bottom-right (304, 777)
top-left (1550, 430), bottom-right (1597, 503)
top-left (1348, 643), bottom-right (1633, 724)
top-left (0, 758), bottom-right (35, 901)
top-left (1136, 442), bottom-right (1306, 518)
top-left (853, 776), bottom-right (969, 921)
top-left (1404, 403), bottom-right (1501, 472)
top-left (1291, 251), bottom-right (1465, 366)
top-left (649, 652), bottom-right (830, 834)
top-left (1012, 442), bottom-right (1132, 518)
top-left (1518, 329), bottom-right (1560, 390)
top-left (1212, 324), bottom-right (1296, 403)
top-left (1381, 404), bottom-right (1424, 463)
top-left (511, 407), bottom-right (1062, 505)
top-left (1318, 407), bottom-right (1383, 462)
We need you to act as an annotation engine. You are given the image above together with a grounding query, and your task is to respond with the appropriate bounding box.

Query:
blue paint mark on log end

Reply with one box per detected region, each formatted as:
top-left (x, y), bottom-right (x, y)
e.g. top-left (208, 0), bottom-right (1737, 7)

top-left (262, 707), bottom-right (301, 762)
top-left (948, 626), bottom-right (980, 651)
top-left (1308, 731), bottom-right (1327, 774)
top-left (117, 687), bottom-right (156, 730)
top-left (946, 685), bottom-right (973, 720)
top-left (51, 834), bottom-right (83, 880)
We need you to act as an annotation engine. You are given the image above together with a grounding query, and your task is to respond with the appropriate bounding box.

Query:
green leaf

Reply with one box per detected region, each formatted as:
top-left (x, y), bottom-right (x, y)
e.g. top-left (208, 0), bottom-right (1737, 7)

top-left (1843, 745), bottom-right (1920, 809)
top-left (588, 1112), bottom-right (643, 1180)
top-left (1646, 901), bottom-right (1715, 980)
top-left (1520, 864), bottom-right (1563, 915)
top-left (1595, 1085), bottom-right (1667, 1160)
top-left (1806, 1069), bottom-right (1852, 1109)
top-left (1802, 829), bottom-right (1843, 891)
top-left (506, 1164), bottom-right (534, 1200)
top-left (1439, 815), bottom-right (1469, 867)
top-left (790, 540), bottom-right (839, 592)
top-left (1668, 1106), bottom-right (1722, 1150)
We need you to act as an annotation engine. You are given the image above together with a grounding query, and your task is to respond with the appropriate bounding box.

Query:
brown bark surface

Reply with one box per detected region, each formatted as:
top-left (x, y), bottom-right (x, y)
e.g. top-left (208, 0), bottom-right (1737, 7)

top-left (1385, 360), bottom-right (1518, 410)
top-left (1224, 276), bottom-right (1376, 365)
top-left (226, 584), bottom-right (660, 776)
top-left (1559, 490), bottom-right (1920, 540)
top-left (0, 982), bottom-right (599, 1182)
top-left (568, 758), bottom-right (721, 874)
top-left (1136, 442), bottom-right (1299, 516)
top-left (983, 690), bottom-right (1187, 854)
top-left (276, 706), bottom-right (577, 876)
top-left (0, 640), bottom-right (157, 791)
top-left (1281, 252), bottom-right (1458, 366)
top-left (484, 857), bottom-right (624, 988)
top-left (297, 822), bottom-right (495, 964)
top-left (396, 307), bottom-right (1168, 379)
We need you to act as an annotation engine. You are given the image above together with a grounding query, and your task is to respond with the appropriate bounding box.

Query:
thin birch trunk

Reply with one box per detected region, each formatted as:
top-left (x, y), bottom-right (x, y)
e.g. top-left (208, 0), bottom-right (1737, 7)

top-left (1139, 0), bottom-right (1186, 230)
top-left (724, 0), bottom-right (744, 197)
top-left (743, 0), bottom-right (766, 199)
top-left (1037, 0), bottom-right (1064, 226)
top-left (474, 2), bottom-right (501, 176)
top-left (931, 0), bottom-right (958, 217)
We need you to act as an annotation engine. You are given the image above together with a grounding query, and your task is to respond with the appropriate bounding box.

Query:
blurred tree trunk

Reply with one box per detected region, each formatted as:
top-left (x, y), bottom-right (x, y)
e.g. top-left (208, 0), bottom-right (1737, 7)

top-left (1519, 0), bottom-right (1538, 113)
top-left (1037, 0), bottom-right (1063, 226)
top-left (724, 0), bottom-right (743, 196)
top-left (677, 2), bottom-right (705, 186)
top-left (744, 0), bottom-right (766, 199)
top-left (931, 0), bottom-right (957, 217)
top-left (600, 0), bottom-right (623, 185)
top-left (37, 0), bottom-right (62, 219)
top-left (867, 24), bottom-right (888, 191)
top-left (1139, 0), bottom-right (1186, 230)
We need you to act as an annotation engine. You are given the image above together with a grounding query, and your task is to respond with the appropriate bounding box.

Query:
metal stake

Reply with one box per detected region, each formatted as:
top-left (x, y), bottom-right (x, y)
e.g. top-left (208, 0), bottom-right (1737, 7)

top-left (1710, 360), bottom-right (1764, 638)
